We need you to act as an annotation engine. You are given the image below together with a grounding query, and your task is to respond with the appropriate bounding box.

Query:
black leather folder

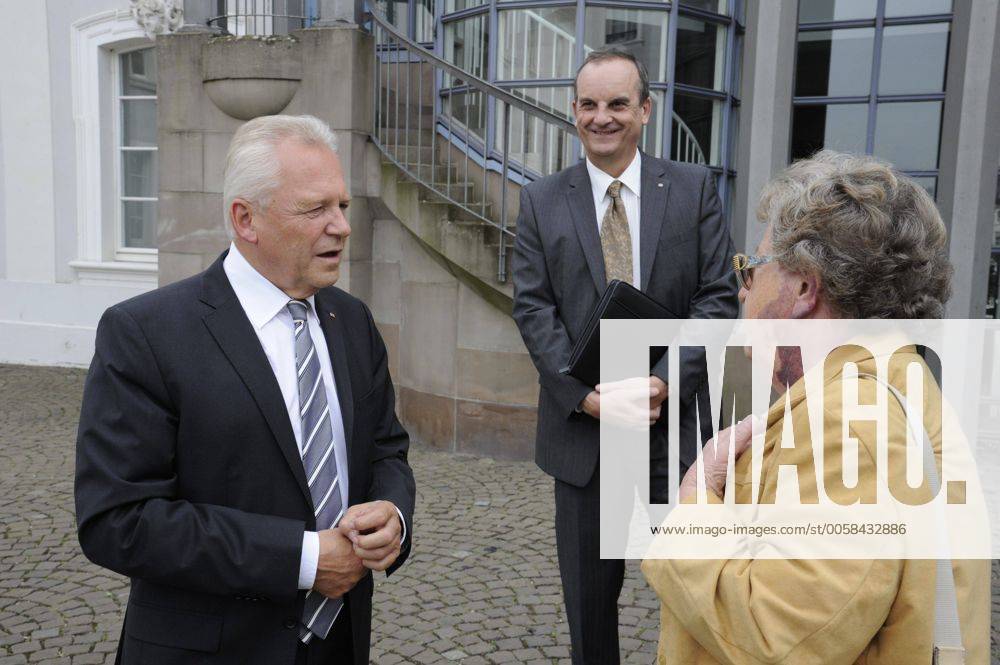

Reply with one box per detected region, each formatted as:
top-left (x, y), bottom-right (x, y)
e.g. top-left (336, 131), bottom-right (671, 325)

top-left (560, 280), bottom-right (677, 387)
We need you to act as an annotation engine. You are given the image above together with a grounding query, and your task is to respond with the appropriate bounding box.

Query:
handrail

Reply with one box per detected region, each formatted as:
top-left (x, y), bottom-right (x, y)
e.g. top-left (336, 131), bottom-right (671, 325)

top-left (674, 115), bottom-right (707, 165)
top-left (368, 2), bottom-right (583, 284)
top-left (368, 8), bottom-right (577, 136)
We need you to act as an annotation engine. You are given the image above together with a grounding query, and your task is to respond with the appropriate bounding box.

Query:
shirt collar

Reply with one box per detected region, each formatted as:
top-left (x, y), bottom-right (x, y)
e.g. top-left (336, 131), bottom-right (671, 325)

top-left (586, 149), bottom-right (642, 200)
top-left (223, 243), bottom-right (316, 330)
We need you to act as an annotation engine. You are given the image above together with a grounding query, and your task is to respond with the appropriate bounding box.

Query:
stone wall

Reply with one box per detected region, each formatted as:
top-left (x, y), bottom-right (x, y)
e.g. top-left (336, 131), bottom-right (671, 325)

top-left (362, 213), bottom-right (539, 461)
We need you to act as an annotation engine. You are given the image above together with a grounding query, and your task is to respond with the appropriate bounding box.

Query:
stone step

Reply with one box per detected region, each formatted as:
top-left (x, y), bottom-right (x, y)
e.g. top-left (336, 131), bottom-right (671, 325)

top-left (375, 107), bottom-right (435, 128)
top-left (448, 219), bottom-right (507, 245)
top-left (381, 145), bottom-right (436, 165)
top-left (449, 202), bottom-right (494, 222)
top-left (425, 181), bottom-right (478, 202)
top-left (395, 162), bottom-right (460, 183)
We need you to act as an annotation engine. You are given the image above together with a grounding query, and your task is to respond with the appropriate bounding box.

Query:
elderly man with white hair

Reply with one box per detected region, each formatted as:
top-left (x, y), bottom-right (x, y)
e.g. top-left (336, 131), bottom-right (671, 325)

top-left (75, 114), bottom-right (415, 665)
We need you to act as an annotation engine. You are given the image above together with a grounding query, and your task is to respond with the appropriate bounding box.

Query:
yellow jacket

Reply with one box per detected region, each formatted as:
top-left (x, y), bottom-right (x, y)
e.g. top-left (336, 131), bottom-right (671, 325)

top-left (641, 346), bottom-right (989, 664)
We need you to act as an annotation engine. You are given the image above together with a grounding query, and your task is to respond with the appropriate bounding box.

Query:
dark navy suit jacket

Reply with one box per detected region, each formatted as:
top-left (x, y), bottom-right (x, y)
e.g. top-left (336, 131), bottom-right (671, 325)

top-left (75, 252), bottom-right (414, 665)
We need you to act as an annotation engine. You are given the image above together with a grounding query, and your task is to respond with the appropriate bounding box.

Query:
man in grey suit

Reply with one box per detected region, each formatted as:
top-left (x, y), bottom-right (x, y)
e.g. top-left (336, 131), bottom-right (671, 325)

top-left (512, 47), bottom-right (739, 663)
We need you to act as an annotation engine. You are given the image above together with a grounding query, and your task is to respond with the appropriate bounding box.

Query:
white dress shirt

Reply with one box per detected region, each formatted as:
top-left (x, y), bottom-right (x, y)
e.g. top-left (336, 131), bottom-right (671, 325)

top-left (586, 150), bottom-right (642, 287)
top-left (223, 243), bottom-right (350, 590)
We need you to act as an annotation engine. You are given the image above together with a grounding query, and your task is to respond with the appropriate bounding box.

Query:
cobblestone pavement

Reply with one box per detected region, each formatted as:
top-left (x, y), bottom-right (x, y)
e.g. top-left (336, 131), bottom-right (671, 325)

top-left (0, 365), bottom-right (657, 664)
top-left (1, 365), bottom-right (997, 665)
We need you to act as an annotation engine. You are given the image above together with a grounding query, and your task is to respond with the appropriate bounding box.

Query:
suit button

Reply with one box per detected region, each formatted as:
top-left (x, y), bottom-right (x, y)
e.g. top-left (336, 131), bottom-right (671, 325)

top-left (284, 618), bottom-right (297, 629)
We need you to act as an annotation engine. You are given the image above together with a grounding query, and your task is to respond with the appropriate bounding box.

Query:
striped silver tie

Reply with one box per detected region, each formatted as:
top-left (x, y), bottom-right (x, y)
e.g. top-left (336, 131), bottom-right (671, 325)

top-left (287, 300), bottom-right (345, 643)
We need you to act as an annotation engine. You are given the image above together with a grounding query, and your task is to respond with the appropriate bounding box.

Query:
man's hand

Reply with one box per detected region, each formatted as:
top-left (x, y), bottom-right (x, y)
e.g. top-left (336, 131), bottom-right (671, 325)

top-left (596, 377), bottom-right (662, 427)
top-left (648, 376), bottom-right (668, 422)
top-left (313, 528), bottom-right (366, 598)
top-left (339, 501), bottom-right (403, 572)
top-left (580, 391), bottom-right (601, 419)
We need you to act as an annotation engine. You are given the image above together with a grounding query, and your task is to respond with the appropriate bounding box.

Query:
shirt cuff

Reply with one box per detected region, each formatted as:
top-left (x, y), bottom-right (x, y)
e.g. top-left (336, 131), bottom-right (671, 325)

top-left (394, 505), bottom-right (408, 544)
top-left (298, 530), bottom-right (319, 590)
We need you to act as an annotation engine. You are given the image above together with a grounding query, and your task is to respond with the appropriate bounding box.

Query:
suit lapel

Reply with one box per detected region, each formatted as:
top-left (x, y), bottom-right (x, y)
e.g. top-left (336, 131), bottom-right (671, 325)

top-left (314, 292), bottom-right (355, 491)
top-left (640, 156), bottom-right (671, 291)
top-left (565, 162), bottom-right (606, 293)
top-left (199, 259), bottom-right (313, 509)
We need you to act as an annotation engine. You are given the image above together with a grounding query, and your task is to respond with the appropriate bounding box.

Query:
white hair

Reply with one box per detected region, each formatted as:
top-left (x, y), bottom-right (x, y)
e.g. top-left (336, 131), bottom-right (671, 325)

top-left (222, 114), bottom-right (339, 236)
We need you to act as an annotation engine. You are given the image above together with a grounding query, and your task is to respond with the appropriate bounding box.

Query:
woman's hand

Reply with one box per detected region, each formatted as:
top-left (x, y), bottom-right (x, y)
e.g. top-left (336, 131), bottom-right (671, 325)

top-left (679, 415), bottom-right (757, 501)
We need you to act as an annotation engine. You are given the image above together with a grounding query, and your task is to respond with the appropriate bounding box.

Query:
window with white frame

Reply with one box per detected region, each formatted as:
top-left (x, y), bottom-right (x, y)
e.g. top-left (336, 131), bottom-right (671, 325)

top-left (70, 10), bottom-right (158, 287)
top-left (116, 47), bottom-right (158, 259)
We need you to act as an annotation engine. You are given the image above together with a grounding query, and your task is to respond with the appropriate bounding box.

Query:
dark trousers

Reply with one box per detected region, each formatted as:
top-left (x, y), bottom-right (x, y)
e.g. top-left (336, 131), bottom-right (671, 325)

top-left (554, 469), bottom-right (629, 665)
top-left (294, 604), bottom-right (354, 665)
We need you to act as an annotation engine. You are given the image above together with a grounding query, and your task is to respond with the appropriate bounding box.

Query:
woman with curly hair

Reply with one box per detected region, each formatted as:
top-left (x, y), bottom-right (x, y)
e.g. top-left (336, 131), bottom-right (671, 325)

top-left (642, 151), bottom-right (989, 664)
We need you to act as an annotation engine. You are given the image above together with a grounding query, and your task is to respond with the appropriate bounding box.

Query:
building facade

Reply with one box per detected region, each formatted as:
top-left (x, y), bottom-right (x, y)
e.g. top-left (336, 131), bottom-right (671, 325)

top-left (1, 0), bottom-right (997, 455)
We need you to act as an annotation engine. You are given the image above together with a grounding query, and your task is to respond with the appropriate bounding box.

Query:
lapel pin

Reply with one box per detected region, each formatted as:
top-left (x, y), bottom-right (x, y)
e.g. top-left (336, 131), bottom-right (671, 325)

top-left (329, 312), bottom-right (336, 319)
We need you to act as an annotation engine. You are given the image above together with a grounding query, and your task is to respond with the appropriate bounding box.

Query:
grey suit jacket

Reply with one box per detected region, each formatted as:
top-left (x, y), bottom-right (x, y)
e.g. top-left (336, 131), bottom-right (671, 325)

top-left (512, 154), bottom-right (739, 487)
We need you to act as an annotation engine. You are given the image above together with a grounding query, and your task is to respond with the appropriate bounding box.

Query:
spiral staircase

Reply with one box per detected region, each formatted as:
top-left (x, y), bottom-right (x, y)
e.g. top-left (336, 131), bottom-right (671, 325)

top-left (367, 8), bottom-right (707, 312)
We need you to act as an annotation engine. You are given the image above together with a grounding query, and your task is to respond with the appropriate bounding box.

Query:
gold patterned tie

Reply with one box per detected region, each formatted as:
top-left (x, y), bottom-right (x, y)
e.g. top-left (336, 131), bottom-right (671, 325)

top-left (600, 180), bottom-right (633, 285)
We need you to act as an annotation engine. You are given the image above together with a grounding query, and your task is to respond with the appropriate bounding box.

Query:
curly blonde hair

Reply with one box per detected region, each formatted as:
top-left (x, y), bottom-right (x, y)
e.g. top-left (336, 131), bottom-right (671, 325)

top-left (757, 150), bottom-right (953, 318)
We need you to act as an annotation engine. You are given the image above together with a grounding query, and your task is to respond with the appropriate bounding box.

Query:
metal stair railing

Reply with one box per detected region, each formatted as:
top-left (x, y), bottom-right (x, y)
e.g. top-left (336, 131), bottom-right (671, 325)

top-left (369, 6), bottom-right (578, 283)
top-left (673, 115), bottom-right (707, 165)
top-left (208, 0), bottom-right (314, 35)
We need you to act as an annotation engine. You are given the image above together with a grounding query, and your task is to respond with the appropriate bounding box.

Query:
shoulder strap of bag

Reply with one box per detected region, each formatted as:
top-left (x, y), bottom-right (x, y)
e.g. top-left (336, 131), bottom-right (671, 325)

top-left (857, 373), bottom-right (965, 665)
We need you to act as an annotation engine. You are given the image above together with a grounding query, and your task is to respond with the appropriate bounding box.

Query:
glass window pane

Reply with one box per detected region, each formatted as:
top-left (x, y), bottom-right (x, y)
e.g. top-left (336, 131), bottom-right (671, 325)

top-left (798, 0), bottom-right (876, 23)
top-left (496, 92), bottom-right (576, 175)
top-left (791, 104), bottom-right (868, 160)
top-left (873, 101), bottom-right (941, 171)
top-left (414, 0), bottom-right (434, 42)
top-left (374, 1), bottom-right (408, 34)
top-left (509, 86), bottom-right (573, 122)
top-left (498, 8), bottom-right (576, 80)
top-left (671, 94), bottom-right (722, 166)
top-left (879, 23), bottom-right (949, 95)
top-left (122, 201), bottom-right (157, 249)
top-left (444, 15), bottom-right (489, 81)
top-left (122, 151), bottom-right (158, 199)
top-left (681, 0), bottom-right (729, 15)
top-left (121, 49), bottom-right (157, 95)
top-left (907, 175), bottom-right (937, 200)
top-left (675, 16), bottom-right (727, 91)
top-left (640, 90), bottom-right (665, 159)
top-left (442, 89), bottom-right (488, 144)
top-left (885, 0), bottom-right (951, 17)
top-left (445, 0), bottom-right (485, 12)
top-left (795, 28), bottom-right (874, 97)
top-left (583, 8), bottom-right (670, 82)
top-left (121, 99), bottom-right (157, 147)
